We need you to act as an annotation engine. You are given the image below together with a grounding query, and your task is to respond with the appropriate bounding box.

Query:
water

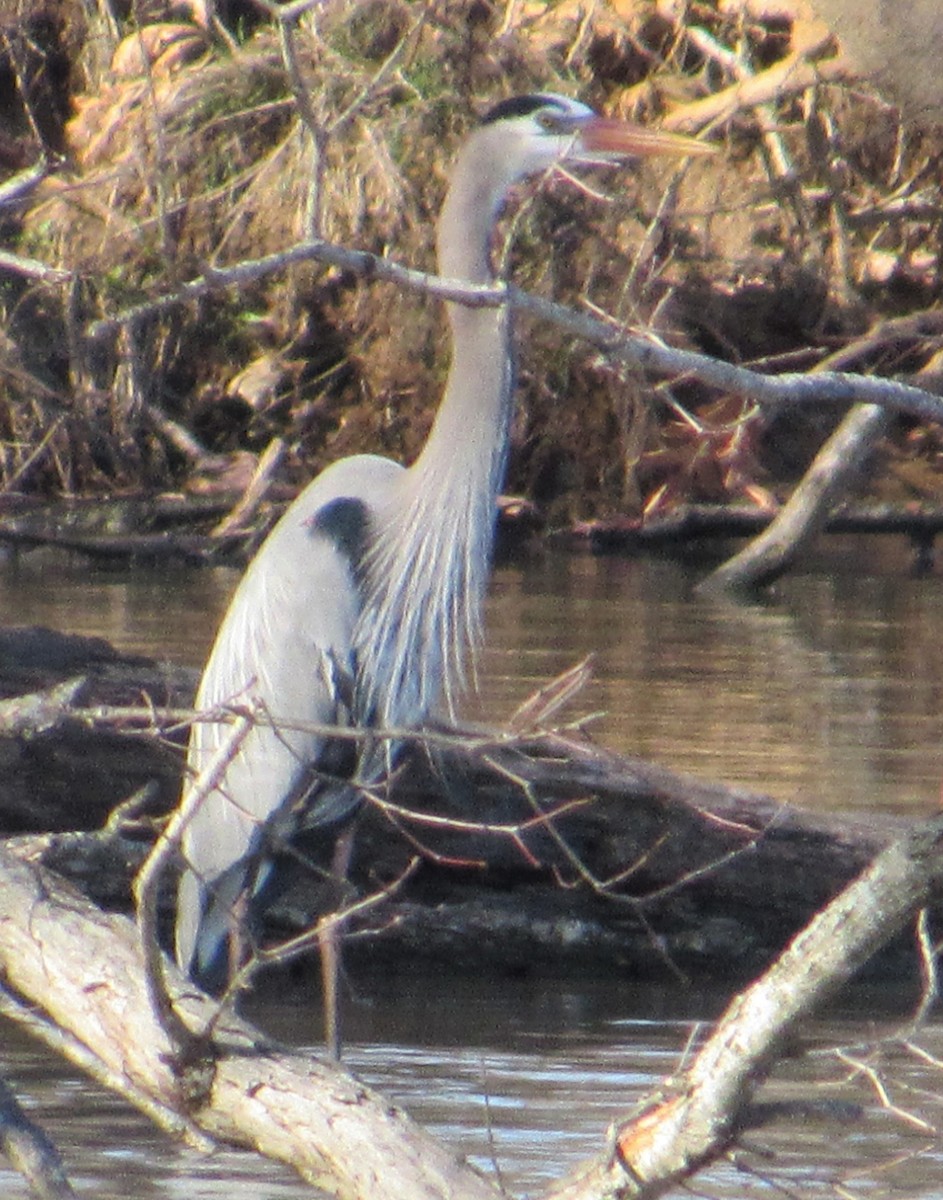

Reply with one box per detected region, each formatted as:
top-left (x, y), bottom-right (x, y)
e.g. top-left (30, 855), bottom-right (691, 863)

top-left (2, 540), bottom-right (943, 1196)
top-left (3, 537), bottom-right (942, 814)
top-left (3, 973), bottom-right (943, 1198)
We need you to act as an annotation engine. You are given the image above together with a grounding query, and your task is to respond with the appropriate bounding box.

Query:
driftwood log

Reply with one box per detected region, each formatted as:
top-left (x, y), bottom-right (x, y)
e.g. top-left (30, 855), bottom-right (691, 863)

top-left (0, 624), bottom-right (922, 989)
top-left (3, 810), bottom-right (942, 1200)
top-left (0, 847), bottom-right (501, 1200)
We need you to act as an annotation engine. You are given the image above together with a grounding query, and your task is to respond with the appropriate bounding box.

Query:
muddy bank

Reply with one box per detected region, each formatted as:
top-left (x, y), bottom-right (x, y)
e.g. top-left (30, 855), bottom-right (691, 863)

top-left (2, 0), bottom-right (943, 534)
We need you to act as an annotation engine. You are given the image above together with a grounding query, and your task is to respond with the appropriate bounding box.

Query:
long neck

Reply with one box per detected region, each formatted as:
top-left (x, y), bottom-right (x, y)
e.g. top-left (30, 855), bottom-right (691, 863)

top-left (415, 130), bottom-right (515, 486)
top-left (415, 125), bottom-right (518, 503)
top-left (356, 128), bottom-right (517, 729)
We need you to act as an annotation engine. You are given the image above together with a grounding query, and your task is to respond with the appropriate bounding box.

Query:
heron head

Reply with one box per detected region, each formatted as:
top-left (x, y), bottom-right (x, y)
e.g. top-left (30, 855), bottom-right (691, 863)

top-left (438, 93), bottom-right (714, 282)
top-left (478, 92), bottom-right (714, 179)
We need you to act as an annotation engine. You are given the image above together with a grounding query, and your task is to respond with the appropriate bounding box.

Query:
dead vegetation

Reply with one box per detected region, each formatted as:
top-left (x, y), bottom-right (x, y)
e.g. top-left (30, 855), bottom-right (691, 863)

top-left (1, 0), bottom-right (943, 526)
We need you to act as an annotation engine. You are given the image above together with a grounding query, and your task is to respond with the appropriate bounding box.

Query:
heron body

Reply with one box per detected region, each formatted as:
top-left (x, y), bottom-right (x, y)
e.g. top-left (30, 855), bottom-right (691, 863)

top-left (175, 93), bottom-right (708, 997)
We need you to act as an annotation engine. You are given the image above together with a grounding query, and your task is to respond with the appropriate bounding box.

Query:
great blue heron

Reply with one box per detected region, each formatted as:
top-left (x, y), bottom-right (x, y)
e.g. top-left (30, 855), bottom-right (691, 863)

top-left (175, 93), bottom-right (708, 1039)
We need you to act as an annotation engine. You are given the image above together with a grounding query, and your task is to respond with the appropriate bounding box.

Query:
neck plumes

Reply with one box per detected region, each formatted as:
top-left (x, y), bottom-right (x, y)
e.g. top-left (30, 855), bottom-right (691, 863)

top-left (356, 128), bottom-right (517, 730)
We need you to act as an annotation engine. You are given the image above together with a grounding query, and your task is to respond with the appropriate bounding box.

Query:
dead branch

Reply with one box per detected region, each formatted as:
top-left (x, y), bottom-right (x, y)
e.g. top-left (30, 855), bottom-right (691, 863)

top-left (0, 1073), bottom-right (76, 1200)
top-left (507, 656), bottom-right (596, 734)
top-left (0, 845), bottom-right (500, 1200)
top-left (697, 402), bottom-right (890, 594)
top-left (133, 712), bottom-right (253, 1054)
top-left (544, 813), bottom-right (943, 1200)
top-left (84, 236), bottom-right (943, 428)
top-left (662, 44), bottom-right (852, 133)
top-left (699, 315), bottom-right (943, 594)
top-left (210, 437), bottom-right (287, 538)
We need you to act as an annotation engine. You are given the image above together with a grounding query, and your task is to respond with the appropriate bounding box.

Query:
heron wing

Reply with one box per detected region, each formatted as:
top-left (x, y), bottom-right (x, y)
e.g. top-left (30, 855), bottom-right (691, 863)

top-left (176, 453), bottom-right (402, 977)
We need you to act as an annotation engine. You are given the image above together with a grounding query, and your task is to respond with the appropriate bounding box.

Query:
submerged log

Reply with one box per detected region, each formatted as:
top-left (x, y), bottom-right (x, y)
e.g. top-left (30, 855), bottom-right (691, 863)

top-left (340, 732), bottom-right (901, 984)
top-left (563, 501), bottom-right (943, 555)
top-left (0, 626), bottom-right (195, 837)
top-left (5, 494), bottom-right (943, 569)
top-left (0, 625), bottom-right (921, 987)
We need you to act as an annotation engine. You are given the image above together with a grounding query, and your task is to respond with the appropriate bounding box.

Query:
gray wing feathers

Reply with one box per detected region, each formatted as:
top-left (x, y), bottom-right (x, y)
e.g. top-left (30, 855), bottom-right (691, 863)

top-left (175, 454), bottom-right (403, 977)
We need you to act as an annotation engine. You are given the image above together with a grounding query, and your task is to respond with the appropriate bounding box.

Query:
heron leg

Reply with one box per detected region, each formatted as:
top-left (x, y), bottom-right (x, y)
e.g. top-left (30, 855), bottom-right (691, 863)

top-left (227, 887), bottom-right (251, 986)
top-left (319, 821), bottom-right (356, 1061)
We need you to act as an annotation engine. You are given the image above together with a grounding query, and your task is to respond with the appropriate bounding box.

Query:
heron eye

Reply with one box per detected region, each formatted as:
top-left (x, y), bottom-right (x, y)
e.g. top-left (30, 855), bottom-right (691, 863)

top-left (536, 110), bottom-right (570, 134)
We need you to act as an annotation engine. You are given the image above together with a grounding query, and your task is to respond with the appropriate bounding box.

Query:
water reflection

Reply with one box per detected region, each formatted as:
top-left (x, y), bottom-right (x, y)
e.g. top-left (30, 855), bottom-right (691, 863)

top-left (478, 549), bottom-right (943, 813)
top-left (2, 541), bottom-right (942, 814)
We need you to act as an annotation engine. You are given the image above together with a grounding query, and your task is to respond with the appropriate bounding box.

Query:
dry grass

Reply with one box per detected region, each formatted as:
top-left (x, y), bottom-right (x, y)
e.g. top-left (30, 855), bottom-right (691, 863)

top-left (1, 0), bottom-right (942, 512)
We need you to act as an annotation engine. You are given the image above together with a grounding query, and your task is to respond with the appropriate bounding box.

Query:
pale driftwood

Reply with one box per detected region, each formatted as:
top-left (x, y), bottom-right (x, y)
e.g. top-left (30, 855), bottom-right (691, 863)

top-left (697, 312), bottom-right (943, 594)
top-left (0, 847), bottom-right (499, 1200)
top-left (545, 813), bottom-right (943, 1200)
top-left (697, 402), bottom-right (891, 594)
top-left (2, 806), bottom-right (942, 1199)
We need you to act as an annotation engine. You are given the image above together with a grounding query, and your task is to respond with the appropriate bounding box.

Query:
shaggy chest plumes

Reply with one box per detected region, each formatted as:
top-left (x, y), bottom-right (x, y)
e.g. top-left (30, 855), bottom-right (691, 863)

top-left (353, 303), bottom-right (514, 730)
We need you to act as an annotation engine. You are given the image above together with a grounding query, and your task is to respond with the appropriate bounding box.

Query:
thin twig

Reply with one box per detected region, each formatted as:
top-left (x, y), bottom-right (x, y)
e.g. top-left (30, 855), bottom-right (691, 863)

top-left (249, 855), bottom-right (420, 973)
top-left (0, 157), bottom-right (51, 210)
top-left (270, 5), bottom-right (328, 238)
top-left (2, 416), bottom-right (66, 492)
top-left (0, 250), bottom-right (71, 284)
top-left (327, 13), bottom-right (427, 137)
top-left (835, 1050), bottom-right (936, 1133)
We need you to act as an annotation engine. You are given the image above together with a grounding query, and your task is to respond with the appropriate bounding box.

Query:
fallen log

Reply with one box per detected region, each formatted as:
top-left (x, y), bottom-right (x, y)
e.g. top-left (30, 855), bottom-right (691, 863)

top-left (6, 495), bottom-right (943, 568)
top-left (339, 731), bottom-right (903, 984)
top-left (0, 494), bottom-right (542, 566)
top-left (0, 624), bottom-right (921, 987)
top-left (0, 847), bottom-right (500, 1200)
top-left (0, 626), bottom-right (195, 836)
top-left (562, 501), bottom-right (943, 555)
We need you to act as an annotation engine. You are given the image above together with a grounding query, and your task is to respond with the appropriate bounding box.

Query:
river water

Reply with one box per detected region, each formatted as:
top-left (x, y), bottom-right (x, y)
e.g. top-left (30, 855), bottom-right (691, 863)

top-left (2, 537), bottom-right (943, 1196)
